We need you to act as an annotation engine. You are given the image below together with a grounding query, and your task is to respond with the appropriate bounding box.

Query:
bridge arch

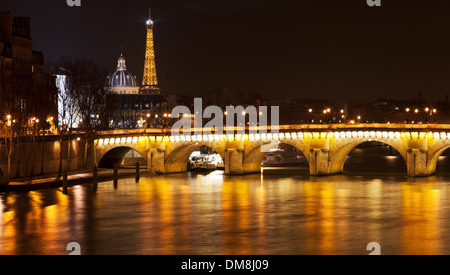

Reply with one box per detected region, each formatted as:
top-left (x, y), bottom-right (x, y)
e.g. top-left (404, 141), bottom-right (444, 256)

top-left (427, 145), bottom-right (450, 175)
top-left (98, 146), bottom-right (147, 168)
top-left (243, 140), bottom-right (310, 174)
top-left (164, 142), bottom-right (225, 174)
top-left (329, 138), bottom-right (407, 175)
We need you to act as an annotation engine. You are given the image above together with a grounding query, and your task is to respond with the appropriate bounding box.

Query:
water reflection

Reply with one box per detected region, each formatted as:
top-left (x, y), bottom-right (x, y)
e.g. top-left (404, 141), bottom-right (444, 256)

top-left (2, 167), bottom-right (450, 254)
top-left (401, 182), bottom-right (443, 255)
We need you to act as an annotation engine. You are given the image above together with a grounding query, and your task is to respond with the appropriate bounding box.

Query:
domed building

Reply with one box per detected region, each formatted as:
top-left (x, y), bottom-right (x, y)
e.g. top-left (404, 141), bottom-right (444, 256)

top-left (104, 54), bottom-right (139, 94)
top-left (103, 53), bottom-right (167, 129)
top-left (103, 10), bottom-right (170, 129)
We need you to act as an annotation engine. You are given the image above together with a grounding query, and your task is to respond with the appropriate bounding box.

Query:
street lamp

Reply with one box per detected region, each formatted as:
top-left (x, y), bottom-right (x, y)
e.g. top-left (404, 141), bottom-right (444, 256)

top-left (324, 109), bottom-right (331, 124)
top-left (145, 113), bottom-right (151, 128)
top-left (340, 109), bottom-right (345, 123)
top-left (414, 109), bottom-right (419, 124)
top-left (405, 108), bottom-right (410, 123)
top-left (6, 115), bottom-right (11, 127)
top-left (424, 108), bottom-right (430, 123)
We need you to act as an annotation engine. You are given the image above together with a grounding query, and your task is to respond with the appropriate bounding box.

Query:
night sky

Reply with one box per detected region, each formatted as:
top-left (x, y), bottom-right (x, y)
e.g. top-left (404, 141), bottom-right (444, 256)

top-left (3, 0), bottom-right (450, 102)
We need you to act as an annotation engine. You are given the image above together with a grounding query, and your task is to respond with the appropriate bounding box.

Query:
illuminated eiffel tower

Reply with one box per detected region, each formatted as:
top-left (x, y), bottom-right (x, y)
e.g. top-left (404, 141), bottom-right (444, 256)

top-left (141, 9), bottom-right (160, 94)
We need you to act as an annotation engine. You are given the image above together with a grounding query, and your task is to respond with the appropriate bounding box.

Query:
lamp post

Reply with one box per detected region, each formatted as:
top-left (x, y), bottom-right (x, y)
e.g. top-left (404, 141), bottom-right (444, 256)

top-left (5, 114), bottom-right (13, 183)
top-left (308, 109), bottom-right (313, 124)
top-left (146, 113), bottom-right (151, 128)
top-left (163, 113), bottom-right (167, 128)
top-left (414, 109), bottom-right (419, 124)
top-left (405, 108), bottom-right (410, 124)
top-left (30, 117), bottom-right (39, 178)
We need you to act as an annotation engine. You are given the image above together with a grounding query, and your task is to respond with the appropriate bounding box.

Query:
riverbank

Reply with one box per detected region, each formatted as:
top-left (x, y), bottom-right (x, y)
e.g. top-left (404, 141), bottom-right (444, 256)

top-left (0, 168), bottom-right (147, 192)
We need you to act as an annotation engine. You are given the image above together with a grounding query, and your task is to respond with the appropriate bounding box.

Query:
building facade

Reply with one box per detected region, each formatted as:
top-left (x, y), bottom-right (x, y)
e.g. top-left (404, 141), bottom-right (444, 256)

top-left (104, 53), bottom-right (167, 129)
top-left (0, 12), bottom-right (57, 134)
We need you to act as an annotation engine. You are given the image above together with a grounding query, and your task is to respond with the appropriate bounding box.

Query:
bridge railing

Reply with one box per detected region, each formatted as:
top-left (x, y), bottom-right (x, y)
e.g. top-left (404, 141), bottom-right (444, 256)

top-left (95, 123), bottom-right (450, 138)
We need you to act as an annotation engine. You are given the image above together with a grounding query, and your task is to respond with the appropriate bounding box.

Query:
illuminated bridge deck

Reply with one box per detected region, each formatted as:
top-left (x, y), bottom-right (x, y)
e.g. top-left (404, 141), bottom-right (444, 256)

top-left (94, 124), bottom-right (450, 177)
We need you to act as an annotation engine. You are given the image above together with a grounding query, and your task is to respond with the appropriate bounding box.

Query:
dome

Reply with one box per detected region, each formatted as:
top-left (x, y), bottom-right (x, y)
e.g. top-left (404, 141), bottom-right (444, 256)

top-left (105, 55), bottom-right (138, 88)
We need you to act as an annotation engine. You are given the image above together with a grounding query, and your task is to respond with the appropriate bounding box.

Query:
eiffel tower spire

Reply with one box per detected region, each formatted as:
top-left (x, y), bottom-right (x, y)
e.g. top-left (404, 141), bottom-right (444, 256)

top-left (141, 9), bottom-right (160, 94)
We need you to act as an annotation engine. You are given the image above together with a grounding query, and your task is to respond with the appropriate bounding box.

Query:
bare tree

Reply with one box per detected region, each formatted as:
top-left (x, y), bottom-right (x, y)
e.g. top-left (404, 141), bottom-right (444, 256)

top-left (50, 56), bottom-right (108, 172)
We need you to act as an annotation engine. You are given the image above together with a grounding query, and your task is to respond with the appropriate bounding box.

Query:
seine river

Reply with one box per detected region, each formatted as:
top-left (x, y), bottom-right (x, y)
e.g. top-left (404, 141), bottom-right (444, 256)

top-left (1, 151), bottom-right (450, 255)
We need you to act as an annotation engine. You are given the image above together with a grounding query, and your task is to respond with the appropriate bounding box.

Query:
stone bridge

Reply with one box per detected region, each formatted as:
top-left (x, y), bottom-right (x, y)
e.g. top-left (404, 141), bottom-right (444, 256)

top-left (94, 124), bottom-right (450, 177)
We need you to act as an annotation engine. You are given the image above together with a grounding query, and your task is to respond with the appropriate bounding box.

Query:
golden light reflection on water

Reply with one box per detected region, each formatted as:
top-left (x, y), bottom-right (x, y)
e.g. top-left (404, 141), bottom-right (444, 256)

top-left (0, 172), bottom-right (450, 255)
top-left (303, 181), bottom-right (336, 254)
top-left (221, 179), bottom-right (252, 255)
top-left (366, 180), bottom-right (382, 245)
top-left (0, 189), bottom-right (71, 255)
top-left (156, 179), bottom-right (174, 254)
top-left (401, 182), bottom-right (442, 255)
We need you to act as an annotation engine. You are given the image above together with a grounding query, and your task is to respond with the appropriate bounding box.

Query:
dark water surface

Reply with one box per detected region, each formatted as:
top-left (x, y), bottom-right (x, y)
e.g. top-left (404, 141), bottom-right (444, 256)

top-left (1, 154), bottom-right (450, 255)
